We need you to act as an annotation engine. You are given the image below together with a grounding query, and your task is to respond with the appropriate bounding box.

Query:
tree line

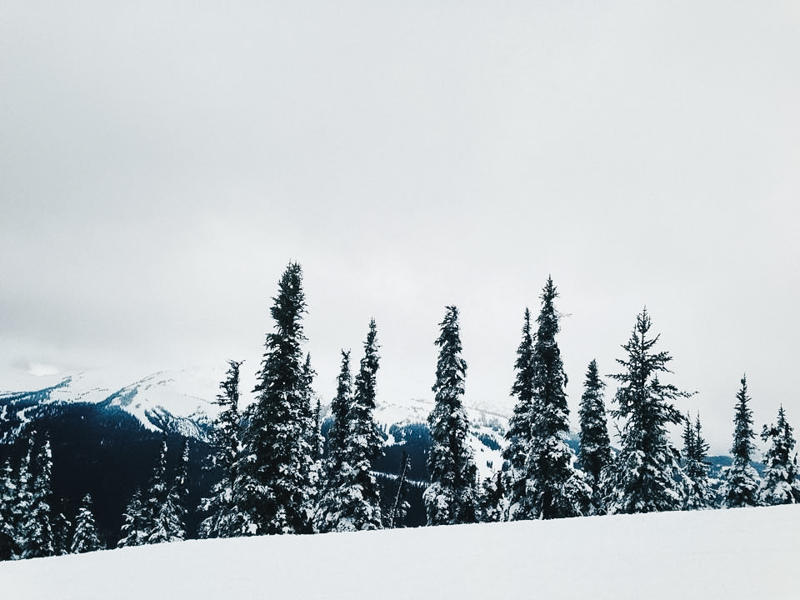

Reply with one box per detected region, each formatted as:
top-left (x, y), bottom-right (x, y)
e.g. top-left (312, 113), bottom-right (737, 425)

top-left (2, 262), bottom-right (799, 559)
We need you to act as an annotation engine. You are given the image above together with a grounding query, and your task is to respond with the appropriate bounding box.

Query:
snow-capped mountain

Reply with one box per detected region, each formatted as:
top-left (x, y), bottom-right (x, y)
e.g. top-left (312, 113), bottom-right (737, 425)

top-left (0, 368), bottom-right (222, 443)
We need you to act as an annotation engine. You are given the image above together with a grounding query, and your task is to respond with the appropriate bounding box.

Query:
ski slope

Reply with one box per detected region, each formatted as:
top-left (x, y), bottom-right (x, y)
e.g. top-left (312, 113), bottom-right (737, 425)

top-left (2, 505), bottom-right (799, 599)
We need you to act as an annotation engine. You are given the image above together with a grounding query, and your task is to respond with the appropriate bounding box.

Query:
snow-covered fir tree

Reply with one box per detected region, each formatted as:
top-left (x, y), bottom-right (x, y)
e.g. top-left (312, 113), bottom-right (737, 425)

top-left (317, 320), bottom-right (384, 532)
top-left (233, 262), bottom-right (315, 535)
top-left (117, 487), bottom-right (148, 548)
top-left (478, 472), bottom-right (505, 523)
top-left (682, 412), bottom-right (713, 510)
top-left (424, 306), bottom-right (479, 525)
top-left (523, 278), bottom-right (590, 520)
top-left (70, 494), bottom-right (102, 554)
top-left (301, 353), bottom-right (324, 503)
top-left (314, 350), bottom-right (353, 532)
top-left (20, 435), bottom-right (55, 558)
top-left (0, 459), bottom-right (19, 560)
top-left (723, 375), bottom-right (761, 508)
top-left (199, 359), bottom-right (247, 538)
top-left (606, 308), bottom-right (691, 515)
top-left (503, 308), bottom-right (536, 520)
top-left (759, 405), bottom-right (800, 506)
top-left (149, 439), bottom-right (189, 544)
top-left (577, 359), bottom-right (612, 514)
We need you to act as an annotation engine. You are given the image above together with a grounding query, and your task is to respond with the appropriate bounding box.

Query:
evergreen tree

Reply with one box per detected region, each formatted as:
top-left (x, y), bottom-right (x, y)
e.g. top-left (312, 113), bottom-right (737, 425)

top-left (759, 405), bottom-right (800, 505)
top-left (199, 359), bottom-right (247, 538)
top-left (478, 472), bottom-right (505, 523)
top-left (523, 278), bottom-right (590, 520)
top-left (302, 354), bottom-right (323, 502)
top-left (606, 308), bottom-right (690, 515)
top-left (233, 262), bottom-right (315, 535)
top-left (577, 359), bottom-right (612, 513)
top-left (503, 308), bottom-right (536, 520)
top-left (0, 459), bottom-right (19, 560)
top-left (317, 320), bottom-right (384, 531)
top-left (424, 306), bottom-right (479, 525)
top-left (682, 412), bottom-right (712, 509)
top-left (52, 511), bottom-right (72, 556)
top-left (149, 439), bottom-right (188, 544)
top-left (21, 435), bottom-right (55, 558)
top-left (314, 350), bottom-right (353, 532)
top-left (723, 375), bottom-right (761, 508)
top-left (70, 494), bottom-right (102, 554)
top-left (117, 487), bottom-right (148, 548)
top-left (386, 452), bottom-right (412, 529)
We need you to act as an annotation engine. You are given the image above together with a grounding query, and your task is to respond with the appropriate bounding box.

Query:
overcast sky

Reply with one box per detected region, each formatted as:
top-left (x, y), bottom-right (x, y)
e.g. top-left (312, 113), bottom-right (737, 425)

top-left (2, 1), bottom-right (799, 454)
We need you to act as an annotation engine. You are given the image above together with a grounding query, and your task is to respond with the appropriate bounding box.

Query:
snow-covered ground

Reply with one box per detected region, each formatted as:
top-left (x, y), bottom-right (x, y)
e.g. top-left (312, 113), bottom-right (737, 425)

top-left (2, 505), bottom-right (798, 599)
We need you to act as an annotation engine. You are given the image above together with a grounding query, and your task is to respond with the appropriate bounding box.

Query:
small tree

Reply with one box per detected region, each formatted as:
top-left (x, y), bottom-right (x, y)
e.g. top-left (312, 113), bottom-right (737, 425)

top-left (606, 308), bottom-right (691, 514)
top-left (149, 439), bottom-right (189, 544)
top-left (577, 359), bottom-right (612, 513)
top-left (682, 413), bottom-right (712, 509)
top-left (386, 452), bottom-right (412, 529)
top-left (723, 375), bottom-right (761, 508)
top-left (117, 487), bottom-right (148, 548)
top-left (424, 306), bottom-right (478, 525)
top-left (759, 405), bottom-right (800, 505)
top-left (70, 494), bottom-right (102, 554)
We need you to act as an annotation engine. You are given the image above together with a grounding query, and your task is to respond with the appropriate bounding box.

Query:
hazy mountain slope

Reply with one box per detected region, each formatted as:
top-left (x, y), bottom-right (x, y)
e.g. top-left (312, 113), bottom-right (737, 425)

top-left (2, 505), bottom-right (798, 600)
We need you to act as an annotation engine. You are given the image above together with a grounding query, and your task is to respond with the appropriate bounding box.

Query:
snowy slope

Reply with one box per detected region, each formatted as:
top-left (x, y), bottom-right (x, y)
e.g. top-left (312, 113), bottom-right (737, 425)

top-left (375, 397), bottom-right (507, 481)
top-left (2, 505), bottom-right (798, 599)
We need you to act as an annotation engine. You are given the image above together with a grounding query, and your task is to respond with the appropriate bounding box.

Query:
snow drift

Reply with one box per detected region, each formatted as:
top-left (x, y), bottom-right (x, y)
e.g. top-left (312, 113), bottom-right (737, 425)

top-left (2, 504), bottom-right (798, 599)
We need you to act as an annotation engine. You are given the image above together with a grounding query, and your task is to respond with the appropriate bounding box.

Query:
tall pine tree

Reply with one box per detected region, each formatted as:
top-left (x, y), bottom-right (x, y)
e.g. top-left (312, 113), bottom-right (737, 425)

top-left (577, 359), bottom-right (612, 514)
top-left (424, 306), bottom-right (478, 525)
top-left (759, 405), bottom-right (800, 505)
top-left (503, 308), bottom-right (536, 520)
top-left (523, 278), bottom-right (590, 520)
top-left (20, 435), bottom-right (55, 558)
top-left (314, 350), bottom-right (354, 532)
top-left (606, 308), bottom-right (690, 514)
top-left (199, 359), bottom-right (247, 538)
top-left (723, 375), bottom-right (761, 508)
top-left (322, 320), bottom-right (384, 531)
top-left (233, 262), bottom-right (315, 535)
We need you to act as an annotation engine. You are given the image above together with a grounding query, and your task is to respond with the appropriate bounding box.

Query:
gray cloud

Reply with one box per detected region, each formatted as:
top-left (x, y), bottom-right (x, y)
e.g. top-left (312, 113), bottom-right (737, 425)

top-left (2, 1), bottom-right (799, 454)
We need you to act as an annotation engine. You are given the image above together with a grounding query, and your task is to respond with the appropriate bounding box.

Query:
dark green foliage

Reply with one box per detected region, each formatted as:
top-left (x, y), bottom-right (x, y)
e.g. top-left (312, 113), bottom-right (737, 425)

top-left (607, 308), bottom-right (690, 514)
top-left (117, 487), bottom-right (147, 547)
top-left (478, 471), bottom-right (505, 523)
top-left (20, 435), bottom-right (55, 558)
top-left (503, 308), bottom-right (536, 519)
top-left (759, 405), bottom-right (800, 505)
top-left (199, 360), bottom-right (247, 538)
top-left (523, 278), bottom-right (590, 520)
top-left (234, 262), bottom-right (315, 535)
top-left (577, 359), bottom-right (612, 513)
top-left (424, 306), bottom-right (478, 525)
top-left (682, 412), bottom-right (713, 509)
top-left (70, 494), bottom-right (102, 554)
top-left (317, 320), bottom-right (384, 532)
top-left (724, 376), bottom-right (761, 508)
